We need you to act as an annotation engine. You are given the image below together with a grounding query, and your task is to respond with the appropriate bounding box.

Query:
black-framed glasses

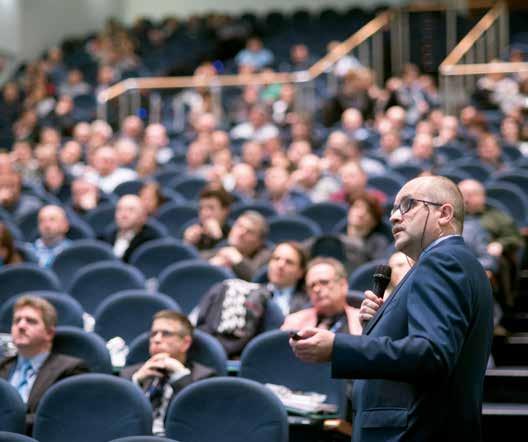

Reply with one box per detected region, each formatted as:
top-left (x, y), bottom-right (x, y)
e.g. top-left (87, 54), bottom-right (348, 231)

top-left (391, 197), bottom-right (443, 216)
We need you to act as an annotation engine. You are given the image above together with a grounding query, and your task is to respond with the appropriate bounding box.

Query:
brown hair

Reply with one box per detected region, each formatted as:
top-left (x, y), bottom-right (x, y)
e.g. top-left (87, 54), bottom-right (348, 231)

top-left (14, 295), bottom-right (57, 330)
top-left (153, 310), bottom-right (194, 337)
top-left (0, 222), bottom-right (22, 265)
top-left (272, 241), bottom-right (308, 272)
top-left (199, 185), bottom-right (234, 208)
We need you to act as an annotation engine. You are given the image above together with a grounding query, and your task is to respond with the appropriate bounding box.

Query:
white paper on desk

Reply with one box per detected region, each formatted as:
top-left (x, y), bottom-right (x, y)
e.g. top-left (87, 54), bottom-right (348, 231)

top-left (265, 383), bottom-right (337, 414)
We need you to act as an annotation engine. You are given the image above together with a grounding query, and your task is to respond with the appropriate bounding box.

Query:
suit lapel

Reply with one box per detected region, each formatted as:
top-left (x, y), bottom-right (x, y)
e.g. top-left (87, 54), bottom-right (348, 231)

top-left (363, 264), bottom-right (417, 335)
top-left (27, 354), bottom-right (58, 412)
top-left (0, 356), bottom-right (16, 380)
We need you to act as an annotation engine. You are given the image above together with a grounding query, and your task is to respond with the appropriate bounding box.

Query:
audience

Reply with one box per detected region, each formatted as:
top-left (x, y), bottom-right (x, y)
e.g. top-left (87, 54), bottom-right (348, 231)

top-left (0, 172), bottom-right (42, 223)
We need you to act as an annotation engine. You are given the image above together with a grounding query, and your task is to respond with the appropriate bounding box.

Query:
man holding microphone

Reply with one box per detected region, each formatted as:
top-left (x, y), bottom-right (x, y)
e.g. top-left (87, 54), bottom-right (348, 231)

top-left (290, 176), bottom-right (493, 441)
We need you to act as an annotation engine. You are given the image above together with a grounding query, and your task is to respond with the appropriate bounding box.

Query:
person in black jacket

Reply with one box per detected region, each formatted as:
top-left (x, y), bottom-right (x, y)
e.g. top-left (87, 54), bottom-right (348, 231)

top-left (104, 194), bottom-right (159, 262)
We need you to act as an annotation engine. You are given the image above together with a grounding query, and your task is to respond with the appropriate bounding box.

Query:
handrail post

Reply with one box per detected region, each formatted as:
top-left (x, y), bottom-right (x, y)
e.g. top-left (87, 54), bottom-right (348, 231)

top-left (373, 30), bottom-right (384, 87)
top-left (446, 5), bottom-right (457, 55)
top-left (391, 8), bottom-right (402, 75)
top-left (499, 2), bottom-right (508, 56)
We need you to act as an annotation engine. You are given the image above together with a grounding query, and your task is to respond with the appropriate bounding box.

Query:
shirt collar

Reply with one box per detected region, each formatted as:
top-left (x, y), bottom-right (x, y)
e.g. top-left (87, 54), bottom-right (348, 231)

top-left (17, 351), bottom-right (50, 371)
top-left (422, 234), bottom-right (460, 255)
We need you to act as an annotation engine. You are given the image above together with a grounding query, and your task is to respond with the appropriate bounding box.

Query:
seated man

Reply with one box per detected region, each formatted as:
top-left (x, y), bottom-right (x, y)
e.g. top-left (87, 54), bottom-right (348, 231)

top-left (0, 172), bottom-right (42, 223)
top-left (69, 177), bottom-right (101, 215)
top-left (281, 257), bottom-right (362, 335)
top-left (104, 194), bottom-right (159, 262)
top-left (31, 205), bottom-right (71, 268)
top-left (206, 210), bottom-right (271, 281)
top-left (120, 310), bottom-right (216, 436)
top-left (183, 186), bottom-right (234, 251)
top-left (196, 241), bottom-right (308, 358)
top-left (0, 295), bottom-right (88, 433)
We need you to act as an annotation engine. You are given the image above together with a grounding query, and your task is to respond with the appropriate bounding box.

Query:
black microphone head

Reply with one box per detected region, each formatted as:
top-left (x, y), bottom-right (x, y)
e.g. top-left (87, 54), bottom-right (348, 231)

top-left (372, 264), bottom-right (392, 298)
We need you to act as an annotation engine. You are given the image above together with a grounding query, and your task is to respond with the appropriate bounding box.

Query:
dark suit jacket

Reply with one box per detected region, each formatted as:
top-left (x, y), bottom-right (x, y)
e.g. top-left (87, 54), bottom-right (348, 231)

top-left (120, 360), bottom-right (216, 403)
top-left (104, 224), bottom-right (160, 263)
top-left (0, 352), bottom-right (89, 433)
top-left (331, 236), bottom-right (493, 441)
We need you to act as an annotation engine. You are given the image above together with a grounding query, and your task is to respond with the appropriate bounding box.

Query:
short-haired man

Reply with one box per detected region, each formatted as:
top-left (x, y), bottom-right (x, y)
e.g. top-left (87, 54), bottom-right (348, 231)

top-left (291, 176), bottom-right (493, 441)
top-left (121, 310), bottom-right (216, 436)
top-left (206, 211), bottom-right (271, 280)
top-left (104, 194), bottom-right (160, 262)
top-left (281, 257), bottom-right (362, 335)
top-left (0, 172), bottom-right (42, 223)
top-left (0, 296), bottom-right (88, 432)
top-left (183, 186), bottom-right (233, 251)
top-left (31, 205), bottom-right (71, 268)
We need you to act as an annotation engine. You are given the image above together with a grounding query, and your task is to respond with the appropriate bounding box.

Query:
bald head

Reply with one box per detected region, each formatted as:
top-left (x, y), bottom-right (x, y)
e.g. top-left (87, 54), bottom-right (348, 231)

top-left (458, 179), bottom-right (485, 214)
top-left (115, 194), bottom-right (147, 232)
top-left (38, 205), bottom-right (69, 244)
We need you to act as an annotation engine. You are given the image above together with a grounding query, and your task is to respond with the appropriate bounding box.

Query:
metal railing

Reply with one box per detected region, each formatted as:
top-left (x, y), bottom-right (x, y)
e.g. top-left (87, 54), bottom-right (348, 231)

top-left (440, 1), bottom-right (528, 114)
top-left (96, 11), bottom-right (392, 125)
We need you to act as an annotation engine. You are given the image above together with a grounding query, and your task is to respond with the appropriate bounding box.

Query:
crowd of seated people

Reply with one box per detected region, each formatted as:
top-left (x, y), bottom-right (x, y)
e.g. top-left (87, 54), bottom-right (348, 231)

top-left (0, 7), bottom-right (527, 439)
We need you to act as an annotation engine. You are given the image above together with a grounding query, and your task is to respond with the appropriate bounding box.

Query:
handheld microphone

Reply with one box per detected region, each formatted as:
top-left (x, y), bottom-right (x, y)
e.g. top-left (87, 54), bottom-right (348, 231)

top-left (371, 265), bottom-right (392, 299)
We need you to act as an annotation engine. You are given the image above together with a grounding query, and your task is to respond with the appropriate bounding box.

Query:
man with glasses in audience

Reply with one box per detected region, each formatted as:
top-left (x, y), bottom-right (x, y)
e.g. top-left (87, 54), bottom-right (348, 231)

top-left (290, 176), bottom-right (493, 441)
top-left (121, 310), bottom-right (216, 436)
top-left (0, 295), bottom-right (88, 433)
top-left (281, 257), bottom-right (362, 335)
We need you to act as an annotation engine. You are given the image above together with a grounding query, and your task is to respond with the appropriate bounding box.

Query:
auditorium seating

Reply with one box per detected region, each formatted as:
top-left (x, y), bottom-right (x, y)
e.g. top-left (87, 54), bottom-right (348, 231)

top-left (0, 433), bottom-right (38, 442)
top-left (158, 260), bottom-right (235, 314)
top-left (0, 264), bottom-right (61, 306)
top-left (165, 377), bottom-right (288, 442)
top-left (93, 290), bottom-right (181, 344)
top-left (240, 330), bottom-right (347, 417)
top-left (68, 261), bottom-right (146, 314)
top-left (51, 239), bottom-right (116, 290)
top-left (33, 374), bottom-right (153, 442)
top-left (52, 326), bottom-right (113, 374)
top-left (267, 215), bottom-right (322, 244)
top-left (299, 202), bottom-right (348, 233)
top-left (0, 380), bottom-right (26, 434)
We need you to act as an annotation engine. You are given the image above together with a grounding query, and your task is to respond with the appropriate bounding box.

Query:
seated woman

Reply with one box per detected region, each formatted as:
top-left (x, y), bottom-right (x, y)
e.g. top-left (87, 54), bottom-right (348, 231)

top-left (0, 222), bottom-right (23, 266)
top-left (341, 194), bottom-right (390, 267)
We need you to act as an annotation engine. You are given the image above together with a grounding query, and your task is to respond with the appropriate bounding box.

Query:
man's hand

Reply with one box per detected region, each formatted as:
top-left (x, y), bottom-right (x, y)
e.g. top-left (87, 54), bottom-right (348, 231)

top-left (359, 290), bottom-right (384, 326)
top-left (132, 353), bottom-right (186, 384)
top-left (216, 246), bottom-right (243, 265)
top-left (289, 328), bottom-right (335, 363)
top-left (183, 224), bottom-right (203, 245)
top-left (202, 219), bottom-right (223, 239)
top-left (487, 241), bottom-right (503, 257)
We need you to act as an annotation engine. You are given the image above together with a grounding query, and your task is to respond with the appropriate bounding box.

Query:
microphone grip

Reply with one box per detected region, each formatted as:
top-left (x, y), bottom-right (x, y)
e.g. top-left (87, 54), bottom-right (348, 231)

top-left (371, 274), bottom-right (391, 299)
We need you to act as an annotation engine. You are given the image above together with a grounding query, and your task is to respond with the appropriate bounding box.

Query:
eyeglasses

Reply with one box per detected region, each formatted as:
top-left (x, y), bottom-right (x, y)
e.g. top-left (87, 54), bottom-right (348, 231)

top-left (150, 329), bottom-right (180, 339)
top-left (391, 197), bottom-right (443, 216)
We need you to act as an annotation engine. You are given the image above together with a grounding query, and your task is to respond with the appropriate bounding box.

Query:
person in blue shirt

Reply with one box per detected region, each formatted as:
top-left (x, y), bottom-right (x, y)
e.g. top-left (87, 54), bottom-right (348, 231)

top-left (31, 205), bottom-right (71, 268)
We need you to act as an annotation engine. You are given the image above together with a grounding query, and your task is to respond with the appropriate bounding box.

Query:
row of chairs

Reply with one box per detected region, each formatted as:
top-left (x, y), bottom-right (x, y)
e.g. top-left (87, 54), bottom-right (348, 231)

top-left (0, 246), bottom-right (378, 322)
top-left (0, 375), bottom-right (289, 442)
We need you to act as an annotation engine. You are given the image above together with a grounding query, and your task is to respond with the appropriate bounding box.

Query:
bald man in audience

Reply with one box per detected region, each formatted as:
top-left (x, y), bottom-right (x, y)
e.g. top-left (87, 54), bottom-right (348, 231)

top-left (31, 205), bottom-right (71, 268)
top-left (104, 194), bottom-right (159, 262)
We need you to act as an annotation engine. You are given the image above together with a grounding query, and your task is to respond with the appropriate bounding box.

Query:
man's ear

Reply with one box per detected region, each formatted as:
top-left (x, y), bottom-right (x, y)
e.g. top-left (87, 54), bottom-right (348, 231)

top-left (180, 335), bottom-right (192, 354)
top-left (438, 203), bottom-right (455, 226)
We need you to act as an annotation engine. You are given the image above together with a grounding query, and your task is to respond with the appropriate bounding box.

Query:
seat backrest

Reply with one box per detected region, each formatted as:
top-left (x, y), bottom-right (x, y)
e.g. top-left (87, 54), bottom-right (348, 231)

top-left (485, 182), bottom-right (528, 226)
top-left (84, 203), bottom-right (116, 237)
top-left (113, 179), bottom-right (145, 197)
top-left (129, 238), bottom-right (200, 280)
top-left (367, 172), bottom-right (406, 198)
top-left (168, 176), bottom-right (207, 201)
top-left (165, 377), bottom-right (288, 442)
top-left (68, 261), bottom-right (145, 314)
top-left (348, 259), bottom-right (388, 291)
top-left (0, 291), bottom-right (84, 333)
top-left (0, 380), bottom-right (26, 434)
top-left (94, 290), bottom-right (181, 344)
top-left (33, 374), bottom-right (152, 442)
top-left (299, 202), bottom-right (348, 234)
top-left (126, 329), bottom-right (228, 376)
top-left (261, 300), bottom-right (285, 332)
top-left (229, 202), bottom-right (277, 222)
top-left (239, 330), bottom-right (346, 417)
top-left (309, 235), bottom-right (348, 262)
top-left (52, 239), bottom-right (116, 290)
top-left (0, 432), bottom-right (38, 442)
top-left (158, 260), bottom-right (234, 314)
top-left (156, 203), bottom-right (199, 238)
top-left (0, 264), bottom-right (61, 306)
top-left (108, 437), bottom-right (180, 442)
top-left (52, 326), bottom-right (113, 374)
top-left (268, 215), bottom-right (322, 244)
